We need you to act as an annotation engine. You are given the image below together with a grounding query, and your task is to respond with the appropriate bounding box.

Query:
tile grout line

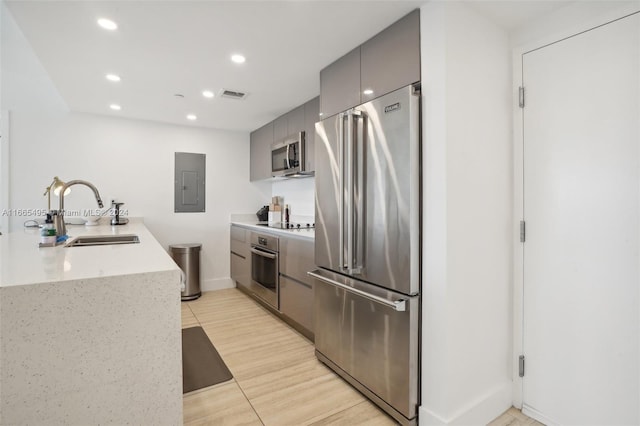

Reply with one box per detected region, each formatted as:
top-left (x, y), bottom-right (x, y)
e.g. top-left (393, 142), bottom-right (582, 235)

top-left (188, 295), bottom-right (266, 425)
top-left (234, 378), bottom-right (267, 426)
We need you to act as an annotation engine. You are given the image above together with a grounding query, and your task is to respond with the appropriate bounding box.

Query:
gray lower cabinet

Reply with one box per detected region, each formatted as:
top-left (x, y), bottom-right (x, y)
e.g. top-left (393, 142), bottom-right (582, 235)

top-left (250, 121), bottom-right (273, 181)
top-left (279, 236), bottom-right (315, 339)
top-left (280, 275), bottom-right (313, 336)
top-left (230, 225), bottom-right (250, 289)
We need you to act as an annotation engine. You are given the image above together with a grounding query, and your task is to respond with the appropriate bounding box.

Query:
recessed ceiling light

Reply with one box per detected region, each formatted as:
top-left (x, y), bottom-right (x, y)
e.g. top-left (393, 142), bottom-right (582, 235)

top-left (202, 90), bottom-right (214, 99)
top-left (231, 54), bottom-right (246, 64)
top-left (363, 89), bottom-right (374, 95)
top-left (109, 104), bottom-right (121, 111)
top-left (106, 74), bottom-right (121, 82)
top-left (97, 18), bottom-right (118, 31)
top-left (186, 114), bottom-right (197, 121)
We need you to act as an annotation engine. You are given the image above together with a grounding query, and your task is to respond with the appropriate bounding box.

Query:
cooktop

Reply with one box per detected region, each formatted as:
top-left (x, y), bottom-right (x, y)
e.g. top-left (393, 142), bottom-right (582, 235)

top-left (256, 222), bottom-right (314, 230)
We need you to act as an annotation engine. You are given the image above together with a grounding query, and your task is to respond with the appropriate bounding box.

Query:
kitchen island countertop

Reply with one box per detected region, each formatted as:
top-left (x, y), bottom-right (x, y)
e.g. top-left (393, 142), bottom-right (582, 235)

top-left (0, 218), bottom-right (180, 288)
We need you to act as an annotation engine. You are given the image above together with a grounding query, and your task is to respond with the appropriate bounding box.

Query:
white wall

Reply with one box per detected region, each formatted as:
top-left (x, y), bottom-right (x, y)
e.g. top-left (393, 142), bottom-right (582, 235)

top-left (1, 4), bottom-right (271, 291)
top-left (420, 2), bottom-right (513, 424)
top-left (271, 177), bottom-right (315, 221)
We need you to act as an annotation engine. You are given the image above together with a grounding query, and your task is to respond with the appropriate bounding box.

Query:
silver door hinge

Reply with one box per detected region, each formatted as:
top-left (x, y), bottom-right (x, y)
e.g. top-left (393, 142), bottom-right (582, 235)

top-left (520, 220), bottom-right (526, 243)
top-left (519, 355), bottom-right (525, 377)
top-left (519, 86), bottom-right (525, 108)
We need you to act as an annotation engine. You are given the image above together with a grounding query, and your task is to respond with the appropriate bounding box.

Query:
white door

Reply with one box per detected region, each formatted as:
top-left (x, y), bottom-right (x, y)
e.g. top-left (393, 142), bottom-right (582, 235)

top-left (522, 13), bottom-right (640, 425)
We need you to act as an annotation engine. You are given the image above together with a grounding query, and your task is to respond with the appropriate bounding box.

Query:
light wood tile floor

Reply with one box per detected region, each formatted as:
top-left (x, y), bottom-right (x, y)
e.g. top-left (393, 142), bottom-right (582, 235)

top-left (181, 289), bottom-right (395, 426)
top-left (181, 289), bottom-right (539, 426)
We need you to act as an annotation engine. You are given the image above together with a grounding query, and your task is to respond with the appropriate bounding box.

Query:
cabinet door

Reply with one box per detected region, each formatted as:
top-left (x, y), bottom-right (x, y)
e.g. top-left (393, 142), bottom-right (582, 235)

top-left (230, 226), bottom-right (250, 288)
top-left (280, 275), bottom-right (313, 333)
top-left (250, 122), bottom-right (273, 181)
top-left (319, 46), bottom-right (361, 119)
top-left (360, 9), bottom-right (420, 103)
top-left (280, 237), bottom-right (315, 285)
top-left (287, 105), bottom-right (305, 136)
top-left (273, 115), bottom-right (288, 142)
top-left (231, 252), bottom-right (249, 289)
top-left (304, 97), bottom-right (320, 173)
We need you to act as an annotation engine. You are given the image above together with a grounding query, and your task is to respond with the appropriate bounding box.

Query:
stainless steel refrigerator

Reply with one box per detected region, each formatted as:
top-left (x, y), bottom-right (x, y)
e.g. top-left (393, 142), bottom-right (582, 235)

top-left (309, 83), bottom-right (421, 426)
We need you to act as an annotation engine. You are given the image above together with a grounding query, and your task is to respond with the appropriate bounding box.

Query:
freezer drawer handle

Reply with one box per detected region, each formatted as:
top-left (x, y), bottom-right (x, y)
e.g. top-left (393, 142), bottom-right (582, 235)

top-left (307, 270), bottom-right (406, 312)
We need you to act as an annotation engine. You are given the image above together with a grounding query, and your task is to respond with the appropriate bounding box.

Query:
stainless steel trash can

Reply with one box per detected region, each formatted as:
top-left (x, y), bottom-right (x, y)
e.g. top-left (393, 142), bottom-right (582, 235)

top-left (169, 243), bottom-right (202, 301)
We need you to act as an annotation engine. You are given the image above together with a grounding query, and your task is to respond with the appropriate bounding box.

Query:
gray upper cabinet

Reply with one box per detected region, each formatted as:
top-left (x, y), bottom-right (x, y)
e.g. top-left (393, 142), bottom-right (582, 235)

top-left (274, 104), bottom-right (305, 142)
top-left (361, 9), bottom-right (420, 103)
top-left (319, 46), bottom-right (361, 119)
top-left (250, 121), bottom-right (273, 181)
top-left (319, 9), bottom-right (420, 118)
top-left (304, 97), bottom-right (319, 173)
top-left (287, 105), bottom-right (305, 136)
top-left (273, 115), bottom-right (288, 142)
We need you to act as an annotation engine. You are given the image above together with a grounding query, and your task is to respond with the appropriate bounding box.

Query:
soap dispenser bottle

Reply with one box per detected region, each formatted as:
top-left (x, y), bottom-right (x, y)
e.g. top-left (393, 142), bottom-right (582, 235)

top-left (40, 213), bottom-right (56, 245)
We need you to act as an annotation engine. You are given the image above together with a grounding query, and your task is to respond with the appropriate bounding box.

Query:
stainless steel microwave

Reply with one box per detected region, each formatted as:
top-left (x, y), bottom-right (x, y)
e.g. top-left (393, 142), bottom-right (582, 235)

top-left (271, 132), bottom-right (305, 177)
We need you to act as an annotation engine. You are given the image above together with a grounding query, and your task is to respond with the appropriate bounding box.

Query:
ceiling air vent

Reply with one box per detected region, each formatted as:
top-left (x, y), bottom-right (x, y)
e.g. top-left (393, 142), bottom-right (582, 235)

top-left (219, 89), bottom-right (248, 100)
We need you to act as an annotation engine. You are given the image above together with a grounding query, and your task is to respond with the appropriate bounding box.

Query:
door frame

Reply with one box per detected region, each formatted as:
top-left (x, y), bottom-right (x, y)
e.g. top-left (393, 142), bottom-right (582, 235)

top-left (511, 4), bottom-right (640, 410)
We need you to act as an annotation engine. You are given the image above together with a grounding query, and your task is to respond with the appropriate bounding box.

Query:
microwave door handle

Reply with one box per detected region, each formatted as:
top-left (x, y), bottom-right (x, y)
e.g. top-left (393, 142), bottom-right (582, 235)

top-left (286, 143), bottom-right (291, 169)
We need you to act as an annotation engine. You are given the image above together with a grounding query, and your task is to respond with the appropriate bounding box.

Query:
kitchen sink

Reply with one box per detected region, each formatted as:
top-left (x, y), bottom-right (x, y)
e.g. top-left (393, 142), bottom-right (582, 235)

top-left (65, 234), bottom-right (139, 247)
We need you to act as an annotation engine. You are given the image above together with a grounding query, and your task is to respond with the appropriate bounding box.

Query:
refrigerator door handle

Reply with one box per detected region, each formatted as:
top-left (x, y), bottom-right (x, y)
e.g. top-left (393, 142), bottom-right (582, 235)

top-left (346, 111), bottom-right (355, 273)
top-left (338, 112), bottom-right (346, 270)
top-left (308, 270), bottom-right (407, 312)
top-left (354, 110), bottom-right (365, 273)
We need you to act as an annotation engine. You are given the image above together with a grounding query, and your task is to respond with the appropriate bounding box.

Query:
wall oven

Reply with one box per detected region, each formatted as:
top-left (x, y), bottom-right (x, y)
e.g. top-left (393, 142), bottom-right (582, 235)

top-left (249, 232), bottom-right (279, 309)
top-left (271, 132), bottom-right (305, 177)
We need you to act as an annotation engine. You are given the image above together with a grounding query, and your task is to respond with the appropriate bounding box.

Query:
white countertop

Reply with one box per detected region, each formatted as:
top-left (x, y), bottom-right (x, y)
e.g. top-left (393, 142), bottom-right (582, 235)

top-left (231, 220), bottom-right (315, 241)
top-left (0, 219), bottom-right (180, 288)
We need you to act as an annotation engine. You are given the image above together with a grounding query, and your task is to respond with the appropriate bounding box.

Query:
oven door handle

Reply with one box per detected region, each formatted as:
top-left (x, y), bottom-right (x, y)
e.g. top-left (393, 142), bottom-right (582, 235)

top-left (251, 247), bottom-right (277, 259)
top-left (307, 270), bottom-right (406, 312)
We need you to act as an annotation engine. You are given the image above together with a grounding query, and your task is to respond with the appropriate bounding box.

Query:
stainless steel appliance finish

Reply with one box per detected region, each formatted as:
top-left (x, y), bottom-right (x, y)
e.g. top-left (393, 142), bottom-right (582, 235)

top-left (249, 232), bottom-right (279, 309)
top-left (271, 132), bottom-right (305, 177)
top-left (311, 269), bottom-right (419, 421)
top-left (169, 243), bottom-right (202, 301)
top-left (312, 83), bottom-right (421, 425)
top-left (315, 85), bottom-right (420, 295)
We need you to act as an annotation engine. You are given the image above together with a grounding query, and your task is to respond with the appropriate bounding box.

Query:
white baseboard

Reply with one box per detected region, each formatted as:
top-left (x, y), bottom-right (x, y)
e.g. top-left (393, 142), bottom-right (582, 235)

top-left (201, 277), bottom-right (235, 292)
top-left (522, 404), bottom-right (558, 426)
top-left (419, 381), bottom-right (512, 425)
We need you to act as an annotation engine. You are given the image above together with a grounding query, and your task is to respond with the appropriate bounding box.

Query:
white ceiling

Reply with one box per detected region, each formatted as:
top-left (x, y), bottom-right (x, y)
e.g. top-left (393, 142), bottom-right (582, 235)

top-left (5, 0), bottom-right (424, 131)
top-left (5, 0), bottom-right (579, 132)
